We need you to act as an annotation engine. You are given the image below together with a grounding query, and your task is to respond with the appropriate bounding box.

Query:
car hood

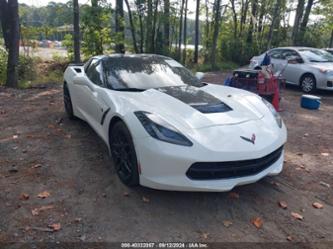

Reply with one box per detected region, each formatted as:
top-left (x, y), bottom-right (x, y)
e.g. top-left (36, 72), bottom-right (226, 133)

top-left (117, 84), bottom-right (266, 130)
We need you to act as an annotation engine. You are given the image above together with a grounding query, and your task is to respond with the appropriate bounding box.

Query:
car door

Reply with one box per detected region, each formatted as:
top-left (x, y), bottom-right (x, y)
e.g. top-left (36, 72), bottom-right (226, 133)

top-left (280, 49), bottom-right (304, 85)
top-left (80, 59), bottom-right (109, 137)
top-left (267, 49), bottom-right (285, 73)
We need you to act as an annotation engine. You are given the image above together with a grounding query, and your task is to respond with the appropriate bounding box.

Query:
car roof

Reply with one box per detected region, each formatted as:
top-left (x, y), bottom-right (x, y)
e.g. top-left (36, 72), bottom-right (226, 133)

top-left (92, 53), bottom-right (171, 61)
top-left (269, 46), bottom-right (322, 51)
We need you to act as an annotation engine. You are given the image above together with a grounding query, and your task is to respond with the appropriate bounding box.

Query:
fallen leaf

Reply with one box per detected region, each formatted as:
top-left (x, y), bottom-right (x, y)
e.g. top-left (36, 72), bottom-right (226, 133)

top-left (48, 223), bottom-right (61, 231)
top-left (65, 134), bottom-right (71, 139)
top-left (37, 191), bottom-right (50, 199)
top-left (47, 124), bottom-right (55, 129)
top-left (278, 201), bottom-right (288, 209)
top-left (287, 235), bottom-right (293, 241)
top-left (223, 220), bottom-right (233, 228)
top-left (296, 153), bottom-right (303, 156)
top-left (312, 202), bottom-right (323, 209)
top-left (303, 133), bottom-right (309, 137)
top-left (319, 181), bottom-right (330, 188)
top-left (228, 192), bottom-right (239, 199)
top-left (321, 153), bottom-right (329, 157)
top-left (142, 196), bottom-right (150, 203)
top-left (251, 217), bottom-right (263, 229)
top-left (13, 135), bottom-right (18, 139)
top-left (31, 205), bottom-right (54, 216)
top-left (31, 163), bottom-right (42, 169)
top-left (123, 192), bottom-right (129, 197)
top-left (201, 232), bottom-right (209, 239)
top-left (291, 212), bottom-right (303, 220)
top-left (74, 217), bottom-right (82, 223)
top-left (19, 193), bottom-right (29, 201)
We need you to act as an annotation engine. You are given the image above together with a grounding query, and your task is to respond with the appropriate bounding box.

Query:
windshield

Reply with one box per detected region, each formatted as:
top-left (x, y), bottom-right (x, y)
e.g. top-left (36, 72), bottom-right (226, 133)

top-left (103, 56), bottom-right (203, 90)
top-left (298, 49), bottom-right (333, 63)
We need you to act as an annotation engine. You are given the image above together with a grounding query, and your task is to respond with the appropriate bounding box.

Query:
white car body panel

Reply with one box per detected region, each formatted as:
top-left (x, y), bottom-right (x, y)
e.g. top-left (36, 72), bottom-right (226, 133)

top-left (64, 55), bottom-right (287, 191)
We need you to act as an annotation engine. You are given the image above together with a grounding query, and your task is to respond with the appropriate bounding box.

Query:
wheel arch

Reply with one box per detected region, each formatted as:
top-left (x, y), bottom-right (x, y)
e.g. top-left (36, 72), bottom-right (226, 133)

top-left (299, 72), bottom-right (316, 86)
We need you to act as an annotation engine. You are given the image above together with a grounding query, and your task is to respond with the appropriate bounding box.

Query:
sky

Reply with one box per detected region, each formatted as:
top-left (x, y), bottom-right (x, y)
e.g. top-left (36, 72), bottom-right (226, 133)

top-left (19, 0), bottom-right (199, 13)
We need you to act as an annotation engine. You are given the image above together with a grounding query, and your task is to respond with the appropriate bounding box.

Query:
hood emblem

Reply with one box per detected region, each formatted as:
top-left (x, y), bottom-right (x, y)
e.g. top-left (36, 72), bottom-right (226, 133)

top-left (240, 134), bottom-right (256, 144)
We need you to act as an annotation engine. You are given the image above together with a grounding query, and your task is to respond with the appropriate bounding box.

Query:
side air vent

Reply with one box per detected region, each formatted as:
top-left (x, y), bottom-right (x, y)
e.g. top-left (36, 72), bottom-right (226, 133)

top-left (74, 68), bottom-right (82, 73)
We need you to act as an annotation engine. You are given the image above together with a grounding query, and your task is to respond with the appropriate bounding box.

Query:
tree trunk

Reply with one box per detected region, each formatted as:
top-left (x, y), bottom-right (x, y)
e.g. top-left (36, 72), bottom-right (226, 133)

top-left (163, 0), bottom-right (170, 55)
top-left (240, 0), bottom-right (250, 35)
top-left (246, 0), bottom-right (257, 43)
top-left (292, 0), bottom-right (305, 45)
top-left (151, 0), bottom-right (159, 53)
top-left (145, 0), bottom-right (153, 52)
top-left (115, 0), bottom-right (125, 53)
top-left (194, 0), bottom-right (200, 63)
top-left (299, 0), bottom-right (314, 44)
top-left (135, 1), bottom-right (144, 53)
top-left (182, 0), bottom-right (188, 64)
top-left (6, 0), bottom-right (20, 88)
top-left (73, 0), bottom-right (81, 63)
top-left (267, 0), bottom-right (281, 49)
top-left (330, 29), bottom-right (333, 48)
top-left (204, 0), bottom-right (210, 50)
top-left (125, 0), bottom-right (138, 53)
top-left (211, 0), bottom-right (222, 68)
top-left (0, 0), bottom-right (10, 49)
top-left (230, 0), bottom-right (238, 39)
top-left (177, 0), bottom-right (185, 61)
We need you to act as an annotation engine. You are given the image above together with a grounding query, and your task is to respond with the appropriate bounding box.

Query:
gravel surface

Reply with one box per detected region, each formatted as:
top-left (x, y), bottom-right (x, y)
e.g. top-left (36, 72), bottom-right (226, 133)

top-left (0, 73), bottom-right (332, 244)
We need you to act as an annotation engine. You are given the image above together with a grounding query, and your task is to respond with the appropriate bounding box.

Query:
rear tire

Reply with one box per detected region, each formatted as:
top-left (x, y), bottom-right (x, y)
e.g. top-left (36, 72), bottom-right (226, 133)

top-left (63, 83), bottom-right (75, 120)
top-left (109, 121), bottom-right (139, 187)
top-left (300, 74), bottom-right (316, 93)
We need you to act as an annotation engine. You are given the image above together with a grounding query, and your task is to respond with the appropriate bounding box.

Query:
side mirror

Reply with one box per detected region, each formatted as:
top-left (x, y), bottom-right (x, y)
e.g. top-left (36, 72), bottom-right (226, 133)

top-left (73, 75), bottom-right (95, 91)
top-left (195, 72), bottom-right (205, 81)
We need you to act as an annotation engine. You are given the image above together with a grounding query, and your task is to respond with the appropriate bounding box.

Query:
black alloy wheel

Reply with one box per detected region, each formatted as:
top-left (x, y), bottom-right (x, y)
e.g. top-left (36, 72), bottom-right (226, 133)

top-left (110, 121), bottom-right (139, 186)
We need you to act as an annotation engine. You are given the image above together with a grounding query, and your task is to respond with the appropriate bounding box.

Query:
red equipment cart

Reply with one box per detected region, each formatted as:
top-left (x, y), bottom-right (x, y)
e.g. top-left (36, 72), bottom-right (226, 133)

top-left (230, 69), bottom-right (285, 111)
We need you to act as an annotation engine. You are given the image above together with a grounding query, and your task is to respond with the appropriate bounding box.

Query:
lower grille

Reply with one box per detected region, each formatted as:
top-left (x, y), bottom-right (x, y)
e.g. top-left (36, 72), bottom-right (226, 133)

top-left (186, 146), bottom-right (283, 180)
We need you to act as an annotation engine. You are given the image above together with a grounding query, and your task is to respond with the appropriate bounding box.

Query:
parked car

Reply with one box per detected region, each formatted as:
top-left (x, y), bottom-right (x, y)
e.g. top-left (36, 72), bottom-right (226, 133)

top-left (324, 48), bottom-right (333, 55)
top-left (249, 47), bottom-right (333, 92)
top-left (63, 54), bottom-right (287, 191)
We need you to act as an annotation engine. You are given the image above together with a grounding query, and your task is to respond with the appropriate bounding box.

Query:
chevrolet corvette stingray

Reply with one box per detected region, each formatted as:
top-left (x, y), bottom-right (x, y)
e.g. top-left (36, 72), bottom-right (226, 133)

top-left (63, 54), bottom-right (287, 191)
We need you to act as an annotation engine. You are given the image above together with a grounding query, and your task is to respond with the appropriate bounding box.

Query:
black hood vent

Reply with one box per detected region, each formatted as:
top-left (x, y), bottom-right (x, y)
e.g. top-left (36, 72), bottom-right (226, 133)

top-left (156, 85), bottom-right (232, 114)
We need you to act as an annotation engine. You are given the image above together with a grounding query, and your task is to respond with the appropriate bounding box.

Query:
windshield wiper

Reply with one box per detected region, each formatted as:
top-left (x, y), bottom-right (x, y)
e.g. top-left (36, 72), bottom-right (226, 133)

top-left (113, 88), bottom-right (146, 92)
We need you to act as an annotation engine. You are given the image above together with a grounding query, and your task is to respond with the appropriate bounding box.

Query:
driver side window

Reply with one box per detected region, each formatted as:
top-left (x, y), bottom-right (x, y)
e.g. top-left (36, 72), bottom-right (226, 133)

top-left (268, 49), bottom-right (283, 59)
top-left (86, 59), bottom-right (104, 86)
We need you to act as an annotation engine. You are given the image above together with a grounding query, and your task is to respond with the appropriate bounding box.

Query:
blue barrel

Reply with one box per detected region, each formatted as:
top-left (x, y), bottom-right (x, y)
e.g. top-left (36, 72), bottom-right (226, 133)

top-left (301, 95), bottom-right (321, 110)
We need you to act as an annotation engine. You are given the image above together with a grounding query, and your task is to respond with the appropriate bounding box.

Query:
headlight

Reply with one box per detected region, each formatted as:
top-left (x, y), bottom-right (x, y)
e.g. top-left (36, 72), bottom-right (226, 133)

top-left (134, 111), bottom-right (193, 146)
top-left (262, 98), bottom-right (282, 128)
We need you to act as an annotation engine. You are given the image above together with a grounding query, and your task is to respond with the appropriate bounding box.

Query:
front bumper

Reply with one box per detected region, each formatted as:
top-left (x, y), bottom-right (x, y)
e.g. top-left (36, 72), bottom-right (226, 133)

top-left (134, 133), bottom-right (285, 192)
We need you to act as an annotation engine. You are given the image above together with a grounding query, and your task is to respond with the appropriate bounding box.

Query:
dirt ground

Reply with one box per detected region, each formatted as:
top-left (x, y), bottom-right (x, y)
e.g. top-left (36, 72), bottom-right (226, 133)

top-left (0, 72), bottom-right (333, 245)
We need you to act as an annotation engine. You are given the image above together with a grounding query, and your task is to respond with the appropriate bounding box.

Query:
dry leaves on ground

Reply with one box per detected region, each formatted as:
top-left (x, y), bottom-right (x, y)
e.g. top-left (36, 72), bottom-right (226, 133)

top-left (223, 220), bottom-right (233, 228)
top-left (31, 163), bottom-right (42, 169)
top-left (31, 205), bottom-right (54, 216)
top-left (37, 191), bottom-right (50, 199)
top-left (201, 232), bottom-right (209, 239)
top-left (228, 192), bottom-right (239, 199)
top-left (251, 217), bottom-right (263, 229)
top-left (48, 223), bottom-right (61, 231)
top-left (19, 193), bottom-right (29, 201)
top-left (142, 196), bottom-right (150, 203)
top-left (278, 201), bottom-right (288, 209)
top-left (320, 153), bottom-right (329, 157)
top-left (312, 202), bottom-right (323, 209)
top-left (291, 212), bottom-right (303, 220)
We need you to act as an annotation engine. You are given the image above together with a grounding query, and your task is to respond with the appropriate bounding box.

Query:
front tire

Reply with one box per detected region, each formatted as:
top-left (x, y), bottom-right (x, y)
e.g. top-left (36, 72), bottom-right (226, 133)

top-left (63, 83), bottom-right (75, 119)
top-left (300, 74), bottom-right (316, 93)
top-left (109, 121), bottom-right (139, 186)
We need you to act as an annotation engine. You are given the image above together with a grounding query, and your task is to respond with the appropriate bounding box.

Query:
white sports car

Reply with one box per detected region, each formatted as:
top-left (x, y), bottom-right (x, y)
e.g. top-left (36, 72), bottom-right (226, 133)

top-left (63, 54), bottom-right (287, 192)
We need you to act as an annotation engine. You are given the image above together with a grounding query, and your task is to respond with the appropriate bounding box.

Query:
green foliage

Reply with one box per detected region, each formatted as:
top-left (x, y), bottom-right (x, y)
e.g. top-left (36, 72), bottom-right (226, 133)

top-left (81, 0), bottom-right (112, 57)
top-left (18, 55), bottom-right (37, 82)
top-left (62, 34), bottom-right (74, 61)
top-left (0, 47), bottom-right (8, 85)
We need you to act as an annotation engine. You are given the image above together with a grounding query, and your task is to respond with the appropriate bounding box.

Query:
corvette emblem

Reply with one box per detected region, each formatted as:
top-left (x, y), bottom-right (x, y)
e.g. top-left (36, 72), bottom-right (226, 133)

top-left (240, 134), bottom-right (256, 144)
